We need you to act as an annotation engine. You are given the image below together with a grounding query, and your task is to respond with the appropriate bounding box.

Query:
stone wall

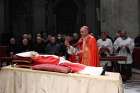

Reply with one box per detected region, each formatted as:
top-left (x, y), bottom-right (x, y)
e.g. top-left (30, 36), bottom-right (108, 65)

top-left (33, 0), bottom-right (47, 34)
top-left (0, 0), bottom-right (5, 44)
top-left (85, 0), bottom-right (96, 35)
top-left (101, 0), bottom-right (139, 38)
top-left (0, 0), bottom-right (139, 42)
top-left (0, 0), bottom-right (4, 34)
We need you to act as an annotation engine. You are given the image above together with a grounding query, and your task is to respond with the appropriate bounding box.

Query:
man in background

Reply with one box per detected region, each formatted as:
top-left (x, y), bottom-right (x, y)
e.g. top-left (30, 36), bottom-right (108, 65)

top-left (114, 31), bottom-right (134, 80)
top-left (65, 26), bottom-right (100, 67)
top-left (77, 26), bottom-right (100, 66)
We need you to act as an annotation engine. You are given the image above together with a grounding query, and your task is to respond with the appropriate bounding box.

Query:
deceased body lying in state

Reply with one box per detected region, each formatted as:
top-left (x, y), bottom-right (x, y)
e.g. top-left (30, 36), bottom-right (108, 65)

top-left (13, 51), bottom-right (104, 76)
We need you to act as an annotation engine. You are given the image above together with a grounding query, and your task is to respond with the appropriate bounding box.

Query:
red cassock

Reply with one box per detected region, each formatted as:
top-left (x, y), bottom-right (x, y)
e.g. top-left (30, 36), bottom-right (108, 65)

top-left (78, 35), bottom-right (100, 67)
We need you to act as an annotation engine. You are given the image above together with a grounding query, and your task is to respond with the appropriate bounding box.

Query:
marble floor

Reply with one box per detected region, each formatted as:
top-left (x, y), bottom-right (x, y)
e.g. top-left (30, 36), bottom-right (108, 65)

top-left (124, 68), bottom-right (140, 93)
top-left (124, 81), bottom-right (140, 93)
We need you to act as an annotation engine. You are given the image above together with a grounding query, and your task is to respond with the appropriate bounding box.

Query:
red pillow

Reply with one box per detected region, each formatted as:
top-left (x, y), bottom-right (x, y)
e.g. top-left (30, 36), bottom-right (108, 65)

top-left (32, 56), bottom-right (59, 65)
top-left (59, 62), bottom-right (86, 73)
top-left (68, 55), bottom-right (77, 62)
top-left (32, 64), bottom-right (71, 73)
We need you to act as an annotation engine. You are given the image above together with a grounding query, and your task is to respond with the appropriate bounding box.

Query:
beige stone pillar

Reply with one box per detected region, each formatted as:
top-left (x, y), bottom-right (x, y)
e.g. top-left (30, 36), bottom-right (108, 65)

top-left (100, 0), bottom-right (139, 38)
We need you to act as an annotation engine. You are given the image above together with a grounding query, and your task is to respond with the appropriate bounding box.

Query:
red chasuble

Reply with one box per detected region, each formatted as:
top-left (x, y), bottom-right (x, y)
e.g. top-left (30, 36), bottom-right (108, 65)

top-left (79, 35), bottom-right (100, 67)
